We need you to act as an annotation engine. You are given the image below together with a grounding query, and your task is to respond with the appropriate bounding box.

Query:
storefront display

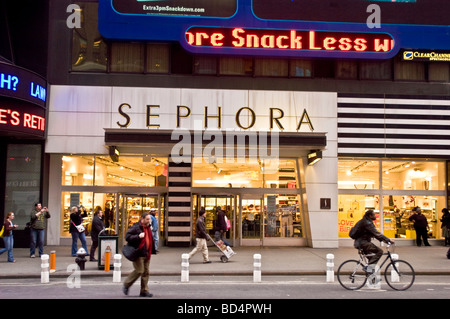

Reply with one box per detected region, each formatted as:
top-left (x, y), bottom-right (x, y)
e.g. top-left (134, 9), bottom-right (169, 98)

top-left (338, 159), bottom-right (446, 240)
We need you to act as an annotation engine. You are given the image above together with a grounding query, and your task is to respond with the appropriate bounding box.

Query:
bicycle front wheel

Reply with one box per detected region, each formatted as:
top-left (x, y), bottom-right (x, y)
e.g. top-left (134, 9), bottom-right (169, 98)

top-left (384, 259), bottom-right (415, 291)
top-left (337, 259), bottom-right (367, 290)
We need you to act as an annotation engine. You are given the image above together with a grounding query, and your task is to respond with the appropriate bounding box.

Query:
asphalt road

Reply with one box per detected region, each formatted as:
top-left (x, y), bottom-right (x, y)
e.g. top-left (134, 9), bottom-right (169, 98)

top-left (1, 275), bottom-right (450, 299)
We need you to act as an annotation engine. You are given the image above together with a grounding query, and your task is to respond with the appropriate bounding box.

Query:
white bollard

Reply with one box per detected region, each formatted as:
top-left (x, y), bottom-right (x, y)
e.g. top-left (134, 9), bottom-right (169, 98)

top-left (391, 253), bottom-right (399, 282)
top-left (41, 254), bottom-right (50, 284)
top-left (366, 264), bottom-right (381, 289)
top-left (253, 254), bottom-right (261, 283)
top-left (113, 254), bottom-right (122, 283)
top-left (181, 253), bottom-right (189, 282)
top-left (326, 253), bottom-right (334, 283)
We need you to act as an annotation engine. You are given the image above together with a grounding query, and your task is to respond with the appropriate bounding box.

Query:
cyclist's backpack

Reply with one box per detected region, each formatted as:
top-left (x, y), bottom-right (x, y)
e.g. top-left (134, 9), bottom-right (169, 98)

top-left (349, 220), bottom-right (362, 239)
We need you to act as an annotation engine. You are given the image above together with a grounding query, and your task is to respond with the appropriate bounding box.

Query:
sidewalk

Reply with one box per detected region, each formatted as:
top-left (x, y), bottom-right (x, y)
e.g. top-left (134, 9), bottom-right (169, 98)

top-left (0, 244), bottom-right (449, 279)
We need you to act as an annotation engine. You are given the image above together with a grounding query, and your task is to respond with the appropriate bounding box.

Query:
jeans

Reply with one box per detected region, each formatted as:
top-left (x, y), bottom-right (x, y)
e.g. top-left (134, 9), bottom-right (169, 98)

top-left (152, 231), bottom-right (159, 250)
top-left (0, 235), bottom-right (14, 262)
top-left (30, 228), bottom-right (45, 256)
top-left (71, 231), bottom-right (88, 256)
top-left (214, 231), bottom-right (230, 246)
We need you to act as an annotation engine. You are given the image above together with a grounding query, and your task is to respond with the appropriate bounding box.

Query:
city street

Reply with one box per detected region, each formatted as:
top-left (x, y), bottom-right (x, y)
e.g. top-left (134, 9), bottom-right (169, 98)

top-left (2, 275), bottom-right (450, 300)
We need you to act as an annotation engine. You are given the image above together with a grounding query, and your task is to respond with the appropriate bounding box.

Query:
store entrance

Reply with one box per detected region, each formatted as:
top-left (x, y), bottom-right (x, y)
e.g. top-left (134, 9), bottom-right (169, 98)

top-left (119, 194), bottom-right (164, 247)
top-left (193, 195), bottom-right (236, 246)
top-left (240, 195), bottom-right (264, 246)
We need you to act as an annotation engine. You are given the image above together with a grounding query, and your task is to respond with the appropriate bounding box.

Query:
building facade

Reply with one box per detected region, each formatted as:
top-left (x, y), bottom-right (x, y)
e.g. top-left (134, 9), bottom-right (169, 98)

top-left (43, 0), bottom-right (450, 248)
top-left (0, 1), bottom-right (49, 248)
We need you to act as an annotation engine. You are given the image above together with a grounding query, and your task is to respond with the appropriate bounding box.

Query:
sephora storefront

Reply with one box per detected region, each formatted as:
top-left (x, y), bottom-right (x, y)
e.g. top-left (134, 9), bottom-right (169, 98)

top-left (45, 86), bottom-right (338, 248)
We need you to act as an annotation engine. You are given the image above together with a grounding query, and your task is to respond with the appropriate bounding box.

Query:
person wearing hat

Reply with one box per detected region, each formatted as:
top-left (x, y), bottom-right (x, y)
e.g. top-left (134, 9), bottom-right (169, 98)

top-left (409, 206), bottom-right (431, 247)
top-left (149, 208), bottom-right (159, 253)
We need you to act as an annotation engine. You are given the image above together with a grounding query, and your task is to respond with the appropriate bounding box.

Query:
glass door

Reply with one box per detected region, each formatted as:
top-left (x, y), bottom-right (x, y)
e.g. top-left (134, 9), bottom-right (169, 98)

top-left (241, 195), bottom-right (263, 246)
top-left (120, 194), bottom-right (159, 243)
top-left (194, 195), bottom-right (235, 246)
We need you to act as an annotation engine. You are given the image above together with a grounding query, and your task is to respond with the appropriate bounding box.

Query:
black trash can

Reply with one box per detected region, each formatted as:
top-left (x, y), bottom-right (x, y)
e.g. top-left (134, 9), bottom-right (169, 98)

top-left (98, 228), bottom-right (118, 270)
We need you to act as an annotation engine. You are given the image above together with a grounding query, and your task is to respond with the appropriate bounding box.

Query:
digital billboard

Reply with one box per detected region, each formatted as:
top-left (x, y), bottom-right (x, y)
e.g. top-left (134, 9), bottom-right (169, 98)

top-left (99, 0), bottom-right (450, 59)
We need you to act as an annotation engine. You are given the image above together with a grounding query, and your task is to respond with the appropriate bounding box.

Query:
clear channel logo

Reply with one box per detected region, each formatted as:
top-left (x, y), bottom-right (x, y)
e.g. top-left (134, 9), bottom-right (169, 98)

top-left (403, 51), bottom-right (414, 60)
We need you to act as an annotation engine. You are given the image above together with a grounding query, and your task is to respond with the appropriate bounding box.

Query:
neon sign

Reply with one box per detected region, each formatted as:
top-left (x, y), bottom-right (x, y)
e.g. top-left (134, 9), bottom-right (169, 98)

top-left (186, 27), bottom-right (394, 53)
top-left (99, 0), bottom-right (450, 59)
top-left (0, 63), bottom-right (47, 108)
top-left (0, 98), bottom-right (46, 137)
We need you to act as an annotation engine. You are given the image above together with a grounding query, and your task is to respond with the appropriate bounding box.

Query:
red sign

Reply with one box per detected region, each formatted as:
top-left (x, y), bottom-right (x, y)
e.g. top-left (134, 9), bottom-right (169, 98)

top-left (0, 98), bottom-right (46, 137)
top-left (186, 27), bottom-right (394, 53)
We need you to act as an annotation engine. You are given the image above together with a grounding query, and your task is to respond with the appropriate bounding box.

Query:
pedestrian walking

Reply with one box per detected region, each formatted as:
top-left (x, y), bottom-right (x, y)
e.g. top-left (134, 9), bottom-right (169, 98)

top-left (150, 208), bottom-right (159, 253)
top-left (69, 206), bottom-right (88, 257)
top-left (409, 206), bottom-right (431, 247)
top-left (29, 203), bottom-right (50, 258)
top-left (0, 212), bottom-right (18, 262)
top-left (214, 206), bottom-right (230, 246)
top-left (89, 206), bottom-right (105, 261)
top-left (188, 209), bottom-right (211, 263)
top-left (123, 212), bottom-right (155, 297)
top-left (441, 208), bottom-right (450, 246)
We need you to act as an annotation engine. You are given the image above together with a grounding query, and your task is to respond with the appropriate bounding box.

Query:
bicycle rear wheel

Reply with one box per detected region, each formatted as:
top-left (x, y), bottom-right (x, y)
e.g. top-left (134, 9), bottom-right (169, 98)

top-left (337, 259), bottom-right (367, 290)
top-left (384, 259), bottom-right (415, 291)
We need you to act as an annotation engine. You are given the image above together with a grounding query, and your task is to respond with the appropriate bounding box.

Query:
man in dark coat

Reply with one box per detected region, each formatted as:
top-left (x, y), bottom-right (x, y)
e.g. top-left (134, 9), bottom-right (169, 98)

top-left (89, 207), bottom-right (105, 261)
top-left (409, 206), bottom-right (431, 247)
top-left (123, 212), bottom-right (154, 297)
top-left (353, 209), bottom-right (392, 265)
top-left (187, 209), bottom-right (211, 263)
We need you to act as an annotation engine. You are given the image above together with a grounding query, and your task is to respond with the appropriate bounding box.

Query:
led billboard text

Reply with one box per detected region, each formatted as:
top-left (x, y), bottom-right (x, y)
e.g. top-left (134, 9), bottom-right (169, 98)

top-left (186, 27), bottom-right (394, 53)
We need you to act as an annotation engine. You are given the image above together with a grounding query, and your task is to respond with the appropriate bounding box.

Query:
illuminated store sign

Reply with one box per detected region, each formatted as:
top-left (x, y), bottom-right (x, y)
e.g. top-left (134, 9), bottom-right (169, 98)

top-left (0, 98), bottom-right (46, 137)
top-left (402, 50), bottom-right (450, 62)
top-left (99, 0), bottom-right (450, 59)
top-left (186, 28), bottom-right (394, 53)
top-left (0, 63), bottom-right (47, 108)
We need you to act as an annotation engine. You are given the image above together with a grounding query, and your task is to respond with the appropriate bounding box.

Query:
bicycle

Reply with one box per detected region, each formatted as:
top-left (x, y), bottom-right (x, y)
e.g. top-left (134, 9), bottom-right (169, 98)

top-left (337, 243), bottom-right (415, 291)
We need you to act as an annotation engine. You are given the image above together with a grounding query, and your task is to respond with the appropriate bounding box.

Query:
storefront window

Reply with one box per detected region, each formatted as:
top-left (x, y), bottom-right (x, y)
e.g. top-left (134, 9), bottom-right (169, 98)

top-left (61, 191), bottom-right (92, 236)
top-left (192, 158), bottom-right (297, 188)
top-left (382, 195), bottom-right (445, 239)
top-left (338, 160), bottom-right (379, 189)
top-left (338, 194), bottom-right (380, 238)
top-left (4, 144), bottom-right (42, 228)
top-left (382, 161), bottom-right (445, 190)
top-left (264, 194), bottom-right (302, 238)
top-left (94, 156), bottom-right (167, 187)
top-left (62, 156), bottom-right (94, 186)
top-left (338, 159), bottom-right (446, 240)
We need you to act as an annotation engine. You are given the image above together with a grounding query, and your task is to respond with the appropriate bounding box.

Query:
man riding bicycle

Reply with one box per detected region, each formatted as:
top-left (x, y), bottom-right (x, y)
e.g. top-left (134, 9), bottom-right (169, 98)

top-left (351, 209), bottom-right (393, 266)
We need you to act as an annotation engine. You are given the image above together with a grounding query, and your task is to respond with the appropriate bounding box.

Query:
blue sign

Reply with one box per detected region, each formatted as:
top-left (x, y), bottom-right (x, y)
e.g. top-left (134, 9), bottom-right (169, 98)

top-left (0, 63), bottom-right (47, 108)
top-left (99, 0), bottom-right (450, 59)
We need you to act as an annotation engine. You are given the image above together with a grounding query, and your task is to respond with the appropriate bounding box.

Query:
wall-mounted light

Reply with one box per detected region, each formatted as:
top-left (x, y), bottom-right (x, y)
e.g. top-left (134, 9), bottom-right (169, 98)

top-left (307, 150), bottom-right (322, 165)
top-left (109, 146), bottom-right (119, 162)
